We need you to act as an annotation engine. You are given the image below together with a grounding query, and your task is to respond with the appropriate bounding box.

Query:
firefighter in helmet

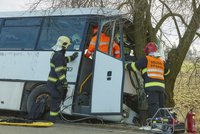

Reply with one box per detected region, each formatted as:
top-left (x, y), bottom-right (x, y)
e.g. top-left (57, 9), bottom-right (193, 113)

top-left (85, 25), bottom-right (121, 59)
top-left (114, 33), bottom-right (132, 58)
top-left (47, 36), bottom-right (78, 122)
top-left (125, 42), bottom-right (170, 124)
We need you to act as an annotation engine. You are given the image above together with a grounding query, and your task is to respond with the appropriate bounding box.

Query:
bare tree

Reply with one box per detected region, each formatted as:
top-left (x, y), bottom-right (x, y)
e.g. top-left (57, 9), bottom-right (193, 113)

top-left (27, 0), bottom-right (200, 107)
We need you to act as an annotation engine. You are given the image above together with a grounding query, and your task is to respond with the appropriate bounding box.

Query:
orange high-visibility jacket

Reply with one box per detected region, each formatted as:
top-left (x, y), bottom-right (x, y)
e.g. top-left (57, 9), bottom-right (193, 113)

top-left (85, 33), bottom-right (120, 58)
top-left (112, 41), bottom-right (120, 58)
top-left (146, 56), bottom-right (164, 80)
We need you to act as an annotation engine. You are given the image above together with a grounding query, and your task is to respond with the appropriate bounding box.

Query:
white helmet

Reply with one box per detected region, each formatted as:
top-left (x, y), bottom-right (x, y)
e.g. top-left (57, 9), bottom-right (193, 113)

top-left (56, 36), bottom-right (71, 48)
top-left (52, 36), bottom-right (71, 51)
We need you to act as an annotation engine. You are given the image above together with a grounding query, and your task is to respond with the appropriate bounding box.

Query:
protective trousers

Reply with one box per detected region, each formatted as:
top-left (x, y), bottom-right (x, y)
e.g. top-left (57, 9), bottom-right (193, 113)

top-left (145, 91), bottom-right (164, 118)
top-left (47, 82), bottom-right (67, 117)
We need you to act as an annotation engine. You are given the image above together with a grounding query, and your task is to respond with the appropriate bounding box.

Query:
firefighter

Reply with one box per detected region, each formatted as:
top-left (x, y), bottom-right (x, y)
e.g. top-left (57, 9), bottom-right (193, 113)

top-left (114, 33), bottom-right (132, 59)
top-left (85, 25), bottom-right (120, 59)
top-left (47, 36), bottom-right (78, 122)
top-left (125, 42), bottom-right (170, 122)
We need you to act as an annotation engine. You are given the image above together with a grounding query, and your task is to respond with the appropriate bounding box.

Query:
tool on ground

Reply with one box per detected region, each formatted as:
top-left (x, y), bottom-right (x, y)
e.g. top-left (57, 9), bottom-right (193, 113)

top-left (0, 118), bottom-right (53, 127)
top-left (147, 108), bottom-right (185, 134)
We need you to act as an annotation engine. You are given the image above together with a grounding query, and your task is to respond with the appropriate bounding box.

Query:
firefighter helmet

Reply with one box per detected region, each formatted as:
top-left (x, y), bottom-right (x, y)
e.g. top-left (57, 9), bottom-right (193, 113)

top-left (115, 33), bottom-right (129, 45)
top-left (56, 36), bottom-right (71, 49)
top-left (144, 42), bottom-right (158, 55)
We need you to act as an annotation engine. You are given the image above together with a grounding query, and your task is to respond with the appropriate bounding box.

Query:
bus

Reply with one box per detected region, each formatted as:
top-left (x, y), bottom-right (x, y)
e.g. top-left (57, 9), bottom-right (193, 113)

top-left (0, 8), bottom-right (139, 124)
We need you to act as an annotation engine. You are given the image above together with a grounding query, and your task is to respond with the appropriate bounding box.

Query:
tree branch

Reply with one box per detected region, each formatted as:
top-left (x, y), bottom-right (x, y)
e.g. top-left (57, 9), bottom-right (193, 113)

top-left (155, 12), bottom-right (200, 40)
top-left (116, 2), bottom-right (129, 10)
top-left (159, 0), bottom-right (182, 40)
top-left (155, 13), bottom-right (185, 33)
top-left (192, 0), bottom-right (197, 11)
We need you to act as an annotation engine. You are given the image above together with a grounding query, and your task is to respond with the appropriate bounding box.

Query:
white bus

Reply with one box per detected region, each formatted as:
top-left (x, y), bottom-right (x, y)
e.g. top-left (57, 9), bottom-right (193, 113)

top-left (0, 8), bottom-right (139, 124)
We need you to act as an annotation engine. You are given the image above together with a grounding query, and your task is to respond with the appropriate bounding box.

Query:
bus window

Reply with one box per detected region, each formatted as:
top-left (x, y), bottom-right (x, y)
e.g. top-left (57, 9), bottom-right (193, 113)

top-left (0, 18), bottom-right (42, 50)
top-left (99, 21), bottom-right (121, 59)
top-left (4, 18), bottom-right (41, 26)
top-left (37, 17), bottom-right (86, 50)
top-left (112, 22), bottom-right (121, 59)
top-left (0, 19), bottom-right (3, 27)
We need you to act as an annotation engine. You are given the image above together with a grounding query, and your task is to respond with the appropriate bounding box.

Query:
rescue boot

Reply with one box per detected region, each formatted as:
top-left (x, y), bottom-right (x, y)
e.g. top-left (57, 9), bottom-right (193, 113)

top-left (48, 115), bottom-right (65, 123)
top-left (48, 115), bottom-right (60, 123)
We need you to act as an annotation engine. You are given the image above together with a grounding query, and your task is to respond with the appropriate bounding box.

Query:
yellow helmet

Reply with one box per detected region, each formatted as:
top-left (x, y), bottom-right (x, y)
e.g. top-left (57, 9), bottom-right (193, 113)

top-left (56, 36), bottom-right (71, 49)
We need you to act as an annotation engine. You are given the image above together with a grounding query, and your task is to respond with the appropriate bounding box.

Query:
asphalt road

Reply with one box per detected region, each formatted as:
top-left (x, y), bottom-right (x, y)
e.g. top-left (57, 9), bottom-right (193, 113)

top-left (0, 122), bottom-right (151, 134)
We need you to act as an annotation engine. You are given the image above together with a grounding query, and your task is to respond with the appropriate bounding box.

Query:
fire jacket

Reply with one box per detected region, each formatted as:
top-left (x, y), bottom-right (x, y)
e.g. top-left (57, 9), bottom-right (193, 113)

top-left (85, 33), bottom-right (120, 58)
top-left (126, 56), bottom-right (170, 91)
top-left (48, 50), bottom-right (76, 84)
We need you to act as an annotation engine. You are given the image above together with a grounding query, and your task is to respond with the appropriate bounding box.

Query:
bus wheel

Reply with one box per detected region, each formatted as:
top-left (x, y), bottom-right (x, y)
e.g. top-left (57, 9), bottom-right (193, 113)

top-left (27, 85), bottom-right (51, 119)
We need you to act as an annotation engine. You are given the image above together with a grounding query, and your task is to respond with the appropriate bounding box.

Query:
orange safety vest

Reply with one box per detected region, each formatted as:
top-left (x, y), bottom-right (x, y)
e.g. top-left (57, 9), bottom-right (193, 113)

top-left (86, 33), bottom-right (120, 58)
top-left (86, 33), bottom-right (109, 56)
top-left (146, 56), bottom-right (164, 80)
top-left (112, 42), bottom-right (120, 58)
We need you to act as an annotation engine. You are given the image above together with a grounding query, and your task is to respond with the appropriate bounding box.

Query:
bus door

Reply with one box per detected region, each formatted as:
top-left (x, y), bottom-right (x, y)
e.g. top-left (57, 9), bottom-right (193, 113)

top-left (91, 19), bottom-right (124, 114)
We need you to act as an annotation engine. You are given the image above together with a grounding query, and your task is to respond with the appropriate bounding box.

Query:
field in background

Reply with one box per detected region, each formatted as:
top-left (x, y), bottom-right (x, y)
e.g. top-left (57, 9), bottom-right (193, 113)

top-left (174, 60), bottom-right (200, 132)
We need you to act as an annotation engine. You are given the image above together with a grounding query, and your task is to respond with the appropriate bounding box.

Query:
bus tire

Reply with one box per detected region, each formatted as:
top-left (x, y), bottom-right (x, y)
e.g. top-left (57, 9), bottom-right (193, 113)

top-left (27, 85), bottom-right (51, 117)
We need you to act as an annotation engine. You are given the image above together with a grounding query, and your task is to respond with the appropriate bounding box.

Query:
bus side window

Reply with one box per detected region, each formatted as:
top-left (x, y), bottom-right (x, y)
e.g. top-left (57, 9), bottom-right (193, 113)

top-left (84, 23), bottom-right (98, 56)
top-left (0, 19), bottom-right (3, 28)
top-left (0, 18), bottom-right (42, 50)
top-left (100, 21), bottom-right (121, 59)
top-left (37, 17), bottom-right (86, 51)
top-left (112, 24), bottom-right (121, 59)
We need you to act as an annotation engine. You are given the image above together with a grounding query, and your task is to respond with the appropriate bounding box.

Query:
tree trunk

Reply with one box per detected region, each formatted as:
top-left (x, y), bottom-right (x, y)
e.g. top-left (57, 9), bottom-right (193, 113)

top-left (165, 5), bottom-right (200, 107)
top-left (132, 0), bottom-right (148, 58)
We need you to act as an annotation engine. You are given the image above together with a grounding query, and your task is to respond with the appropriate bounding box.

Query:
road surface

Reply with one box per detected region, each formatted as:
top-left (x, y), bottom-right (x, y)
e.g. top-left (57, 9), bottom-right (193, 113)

top-left (0, 121), bottom-right (151, 134)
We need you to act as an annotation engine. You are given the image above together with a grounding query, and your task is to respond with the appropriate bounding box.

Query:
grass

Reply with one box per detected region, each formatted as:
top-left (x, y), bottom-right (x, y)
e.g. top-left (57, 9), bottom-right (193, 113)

top-left (174, 60), bottom-right (200, 133)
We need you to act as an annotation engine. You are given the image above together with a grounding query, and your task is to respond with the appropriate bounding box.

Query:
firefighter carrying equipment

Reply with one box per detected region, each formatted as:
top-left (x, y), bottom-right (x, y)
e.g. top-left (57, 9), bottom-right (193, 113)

top-left (0, 118), bottom-right (53, 127)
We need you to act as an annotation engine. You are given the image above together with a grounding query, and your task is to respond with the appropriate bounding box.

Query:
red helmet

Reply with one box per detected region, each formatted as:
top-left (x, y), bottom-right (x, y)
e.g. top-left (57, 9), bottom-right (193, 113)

top-left (92, 24), bottom-right (98, 34)
top-left (144, 42), bottom-right (157, 55)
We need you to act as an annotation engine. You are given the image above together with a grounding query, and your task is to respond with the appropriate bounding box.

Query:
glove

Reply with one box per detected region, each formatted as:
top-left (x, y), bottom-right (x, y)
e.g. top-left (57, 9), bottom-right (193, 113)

top-left (71, 52), bottom-right (78, 60)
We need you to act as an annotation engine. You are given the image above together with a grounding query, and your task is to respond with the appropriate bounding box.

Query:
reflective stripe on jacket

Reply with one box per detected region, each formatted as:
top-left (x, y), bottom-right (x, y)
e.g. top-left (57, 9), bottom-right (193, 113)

top-left (85, 33), bottom-right (109, 58)
top-left (145, 82), bottom-right (165, 88)
top-left (48, 50), bottom-right (67, 83)
top-left (125, 56), bottom-right (168, 90)
top-left (85, 33), bottom-right (120, 58)
top-left (112, 42), bottom-right (120, 58)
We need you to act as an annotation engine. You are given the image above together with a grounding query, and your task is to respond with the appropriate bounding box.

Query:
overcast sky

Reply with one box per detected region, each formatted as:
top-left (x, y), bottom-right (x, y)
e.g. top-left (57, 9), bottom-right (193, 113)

top-left (0, 0), bottom-right (30, 11)
top-left (0, 0), bottom-right (199, 53)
